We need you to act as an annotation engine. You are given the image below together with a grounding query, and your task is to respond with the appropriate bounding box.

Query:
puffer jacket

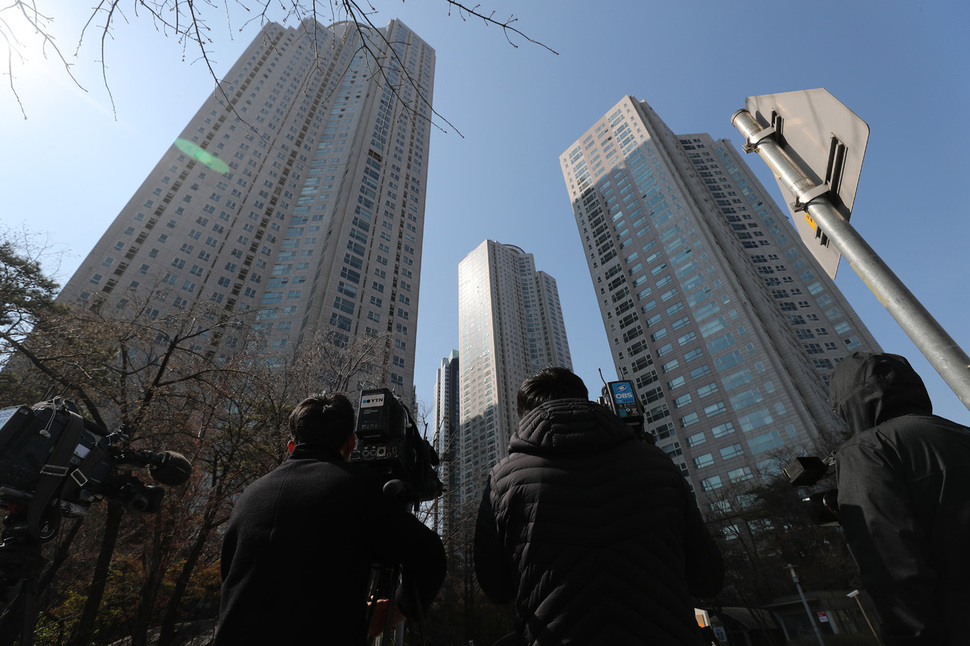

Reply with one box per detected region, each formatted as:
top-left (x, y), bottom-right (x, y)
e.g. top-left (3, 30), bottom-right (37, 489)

top-left (832, 352), bottom-right (970, 645)
top-left (474, 399), bottom-right (723, 645)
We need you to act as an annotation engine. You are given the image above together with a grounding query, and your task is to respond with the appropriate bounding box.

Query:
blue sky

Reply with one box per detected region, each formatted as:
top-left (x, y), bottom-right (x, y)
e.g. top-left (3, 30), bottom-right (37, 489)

top-left (3, 0), bottom-right (968, 426)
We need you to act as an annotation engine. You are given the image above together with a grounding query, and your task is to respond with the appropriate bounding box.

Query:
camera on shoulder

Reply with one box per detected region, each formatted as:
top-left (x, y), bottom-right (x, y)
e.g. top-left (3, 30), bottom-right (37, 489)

top-left (350, 389), bottom-right (442, 505)
top-left (782, 455), bottom-right (840, 526)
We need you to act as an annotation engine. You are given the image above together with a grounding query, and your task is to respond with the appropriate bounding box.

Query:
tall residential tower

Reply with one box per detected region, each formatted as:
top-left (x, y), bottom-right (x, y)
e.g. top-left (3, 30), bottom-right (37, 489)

top-left (456, 240), bottom-right (572, 505)
top-left (431, 349), bottom-right (459, 539)
top-left (57, 19), bottom-right (434, 396)
top-left (560, 96), bottom-right (880, 502)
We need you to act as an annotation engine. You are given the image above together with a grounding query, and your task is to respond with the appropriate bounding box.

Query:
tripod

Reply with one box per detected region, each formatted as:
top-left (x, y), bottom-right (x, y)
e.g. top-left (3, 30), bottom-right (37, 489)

top-left (0, 524), bottom-right (48, 646)
top-left (365, 563), bottom-right (427, 646)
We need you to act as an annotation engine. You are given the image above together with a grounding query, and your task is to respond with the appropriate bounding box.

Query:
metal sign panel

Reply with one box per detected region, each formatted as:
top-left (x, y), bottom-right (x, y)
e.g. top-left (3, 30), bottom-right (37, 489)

top-left (745, 88), bottom-right (869, 278)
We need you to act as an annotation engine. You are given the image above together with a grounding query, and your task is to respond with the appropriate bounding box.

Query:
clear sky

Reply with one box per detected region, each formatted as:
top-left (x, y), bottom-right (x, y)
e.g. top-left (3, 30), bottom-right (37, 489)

top-left (3, 0), bottom-right (968, 426)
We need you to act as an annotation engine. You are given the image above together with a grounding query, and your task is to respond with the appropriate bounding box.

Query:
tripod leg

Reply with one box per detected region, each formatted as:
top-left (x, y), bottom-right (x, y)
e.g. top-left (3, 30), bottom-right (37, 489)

top-left (0, 586), bottom-right (24, 646)
top-left (380, 567), bottom-right (400, 644)
top-left (18, 579), bottom-right (37, 646)
top-left (398, 575), bottom-right (424, 646)
top-left (366, 565), bottom-right (401, 645)
top-left (0, 581), bottom-right (37, 646)
top-left (0, 537), bottom-right (55, 646)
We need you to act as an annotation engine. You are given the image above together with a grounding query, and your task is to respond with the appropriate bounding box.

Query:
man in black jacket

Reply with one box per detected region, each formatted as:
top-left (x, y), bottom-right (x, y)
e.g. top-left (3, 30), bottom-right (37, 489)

top-left (474, 368), bottom-right (724, 645)
top-left (215, 393), bottom-right (446, 645)
top-left (831, 352), bottom-right (970, 645)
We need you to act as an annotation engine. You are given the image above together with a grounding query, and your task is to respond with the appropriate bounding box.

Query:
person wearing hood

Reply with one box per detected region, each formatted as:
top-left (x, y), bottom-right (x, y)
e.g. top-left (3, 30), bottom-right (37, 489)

top-left (474, 367), bottom-right (724, 645)
top-left (831, 352), bottom-right (970, 645)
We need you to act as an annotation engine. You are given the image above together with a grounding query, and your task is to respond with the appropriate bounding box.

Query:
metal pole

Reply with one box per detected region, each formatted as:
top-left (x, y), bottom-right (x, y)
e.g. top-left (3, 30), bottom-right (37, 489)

top-left (732, 109), bottom-right (970, 411)
top-left (847, 590), bottom-right (882, 645)
top-left (785, 564), bottom-right (825, 646)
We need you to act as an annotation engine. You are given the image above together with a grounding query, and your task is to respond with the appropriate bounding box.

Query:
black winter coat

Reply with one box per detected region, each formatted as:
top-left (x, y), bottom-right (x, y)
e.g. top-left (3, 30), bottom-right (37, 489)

top-left (215, 444), bottom-right (446, 646)
top-left (474, 399), bottom-right (724, 645)
top-left (832, 352), bottom-right (970, 645)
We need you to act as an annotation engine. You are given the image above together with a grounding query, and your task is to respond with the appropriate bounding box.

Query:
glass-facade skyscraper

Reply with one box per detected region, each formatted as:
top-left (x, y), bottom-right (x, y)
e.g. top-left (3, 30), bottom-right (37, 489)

top-left (456, 240), bottom-right (572, 505)
top-left (57, 19), bottom-right (434, 397)
top-left (560, 96), bottom-right (880, 502)
top-left (431, 349), bottom-right (459, 539)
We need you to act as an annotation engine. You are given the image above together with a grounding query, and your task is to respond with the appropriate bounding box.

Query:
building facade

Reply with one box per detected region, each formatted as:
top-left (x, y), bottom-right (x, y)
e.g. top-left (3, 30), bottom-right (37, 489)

top-left (456, 240), bottom-right (572, 505)
top-left (559, 96), bottom-right (880, 505)
top-left (431, 349), bottom-right (459, 539)
top-left (57, 19), bottom-right (434, 397)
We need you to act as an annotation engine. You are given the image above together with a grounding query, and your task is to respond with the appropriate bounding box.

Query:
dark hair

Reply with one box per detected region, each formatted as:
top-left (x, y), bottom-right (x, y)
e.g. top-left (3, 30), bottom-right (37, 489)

top-left (288, 393), bottom-right (356, 451)
top-left (516, 367), bottom-right (588, 417)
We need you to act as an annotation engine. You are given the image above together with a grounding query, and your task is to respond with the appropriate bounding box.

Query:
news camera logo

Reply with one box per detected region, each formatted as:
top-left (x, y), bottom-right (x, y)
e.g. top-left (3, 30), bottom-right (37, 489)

top-left (610, 382), bottom-right (636, 404)
top-left (361, 393), bottom-right (386, 409)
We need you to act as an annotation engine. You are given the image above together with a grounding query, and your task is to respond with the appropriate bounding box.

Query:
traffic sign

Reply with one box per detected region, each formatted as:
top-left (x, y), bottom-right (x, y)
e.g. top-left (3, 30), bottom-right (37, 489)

top-left (744, 89), bottom-right (869, 278)
top-left (733, 93), bottom-right (970, 412)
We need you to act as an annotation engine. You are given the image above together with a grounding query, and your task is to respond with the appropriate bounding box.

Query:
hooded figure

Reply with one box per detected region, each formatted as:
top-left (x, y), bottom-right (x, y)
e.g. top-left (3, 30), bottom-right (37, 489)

top-left (831, 352), bottom-right (970, 645)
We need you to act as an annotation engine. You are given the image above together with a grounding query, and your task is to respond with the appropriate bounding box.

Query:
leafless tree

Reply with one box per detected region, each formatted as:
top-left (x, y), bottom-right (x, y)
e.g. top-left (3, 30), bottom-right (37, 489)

top-left (1, 1), bottom-right (557, 128)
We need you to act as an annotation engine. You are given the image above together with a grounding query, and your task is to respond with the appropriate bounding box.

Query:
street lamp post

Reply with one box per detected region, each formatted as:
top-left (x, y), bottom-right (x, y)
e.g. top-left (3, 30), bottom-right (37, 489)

top-left (785, 564), bottom-right (825, 646)
top-left (847, 590), bottom-right (882, 645)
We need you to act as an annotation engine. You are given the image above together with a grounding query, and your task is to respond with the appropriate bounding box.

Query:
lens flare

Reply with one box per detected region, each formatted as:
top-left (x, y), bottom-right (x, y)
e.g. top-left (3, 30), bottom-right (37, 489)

top-left (174, 138), bottom-right (230, 174)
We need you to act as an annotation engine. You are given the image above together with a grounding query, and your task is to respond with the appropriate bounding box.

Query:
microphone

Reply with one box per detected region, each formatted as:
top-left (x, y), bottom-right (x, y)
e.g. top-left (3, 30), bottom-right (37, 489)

top-left (148, 451), bottom-right (193, 486)
top-left (382, 479), bottom-right (407, 499)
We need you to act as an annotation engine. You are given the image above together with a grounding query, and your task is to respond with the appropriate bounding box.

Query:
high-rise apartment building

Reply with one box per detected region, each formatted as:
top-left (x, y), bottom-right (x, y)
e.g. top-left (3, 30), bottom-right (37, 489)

top-left (431, 349), bottom-right (459, 538)
top-left (456, 240), bottom-right (572, 504)
top-left (559, 96), bottom-right (880, 501)
top-left (57, 19), bottom-right (434, 396)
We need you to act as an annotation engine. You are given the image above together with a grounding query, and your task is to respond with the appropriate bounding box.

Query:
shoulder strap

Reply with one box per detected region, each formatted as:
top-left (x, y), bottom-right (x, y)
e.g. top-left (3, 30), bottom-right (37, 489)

top-left (26, 408), bottom-right (85, 541)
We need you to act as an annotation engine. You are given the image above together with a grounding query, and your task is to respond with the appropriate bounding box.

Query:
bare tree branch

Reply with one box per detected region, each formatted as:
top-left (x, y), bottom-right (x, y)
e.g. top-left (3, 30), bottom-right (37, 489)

top-left (445, 1), bottom-right (558, 55)
top-left (4, 0), bottom-right (556, 134)
top-left (0, 1), bottom-right (87, 118)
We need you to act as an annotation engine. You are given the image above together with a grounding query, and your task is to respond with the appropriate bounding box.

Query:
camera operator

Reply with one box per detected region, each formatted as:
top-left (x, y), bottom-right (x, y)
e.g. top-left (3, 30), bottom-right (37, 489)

top-left (474, 367), bottom-right (723, 645)
top-left (214, 393), bottom-right (446, 645)
top-left (830, 352), bottom-right (970, 645)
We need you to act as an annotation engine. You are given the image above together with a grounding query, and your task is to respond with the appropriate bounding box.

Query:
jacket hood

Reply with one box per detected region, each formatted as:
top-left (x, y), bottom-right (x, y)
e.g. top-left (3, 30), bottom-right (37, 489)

top-left (828, 352), bottom-right (932, 436)
top-left (511, 398), bottom-right (635, 454)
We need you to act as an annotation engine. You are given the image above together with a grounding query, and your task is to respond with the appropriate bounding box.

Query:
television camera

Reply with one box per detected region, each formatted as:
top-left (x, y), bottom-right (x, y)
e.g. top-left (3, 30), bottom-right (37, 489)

top-left (350, 388), bottom-right (442, 506)
top-left (350, 389), bottom-right (442, 643)
top-left (0, 398), bottom-right (192, 536)
top-left (598, 380), bottom-right (654, 443)
top-left (0, 398), bottom-right (192, 646)
top-left (782, 454), bottom-right (840, 526)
